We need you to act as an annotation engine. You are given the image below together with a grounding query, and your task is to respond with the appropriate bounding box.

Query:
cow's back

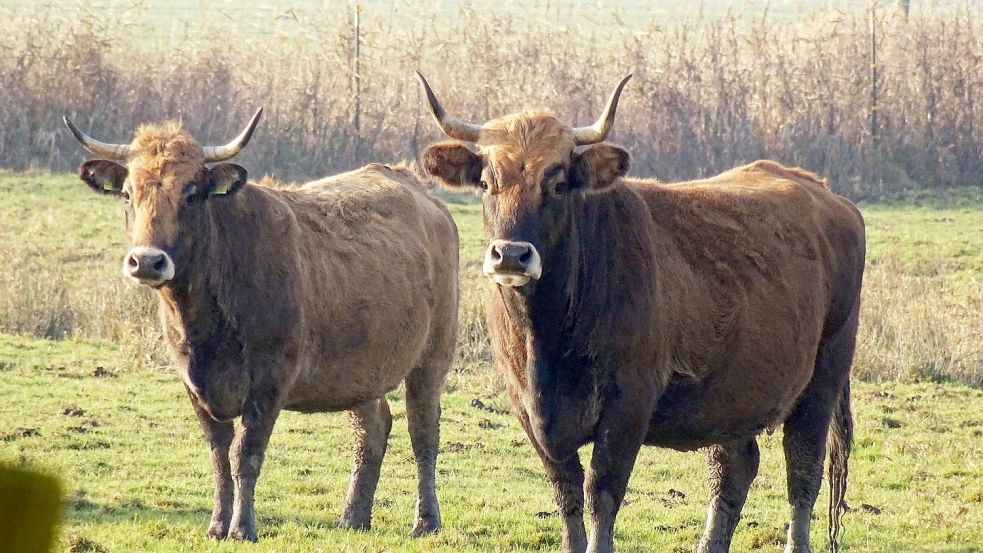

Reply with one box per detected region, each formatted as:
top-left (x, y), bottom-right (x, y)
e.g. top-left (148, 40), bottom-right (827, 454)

top-left (628, 161), bottom-right (865, 448)
top-left (272, 164), bottom-right (459, 412)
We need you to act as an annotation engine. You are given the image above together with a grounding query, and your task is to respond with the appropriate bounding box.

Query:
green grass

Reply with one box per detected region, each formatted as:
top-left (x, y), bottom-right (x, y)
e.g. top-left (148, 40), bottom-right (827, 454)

top-left (859, 187), bottom-right (983, 281)
top-left (2, 335), bottom-right (982, 552)
top-left (1, 173), bottom-right (982, 551)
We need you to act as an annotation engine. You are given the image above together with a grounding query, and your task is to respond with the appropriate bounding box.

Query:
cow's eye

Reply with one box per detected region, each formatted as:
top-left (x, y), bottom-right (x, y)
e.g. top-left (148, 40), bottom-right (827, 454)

top-left (479, 180), bottom-right (489, 192)
top-left (543, 164), bottom-right (563, 184)
top-left (120, 191), bottom-right (131, 202)
top-left (185, 194), bottom-right (198, 206)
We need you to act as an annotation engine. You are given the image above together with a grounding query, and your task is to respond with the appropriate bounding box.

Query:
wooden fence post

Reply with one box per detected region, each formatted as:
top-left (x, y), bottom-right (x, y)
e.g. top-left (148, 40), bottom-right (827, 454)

top-left (869, 2), bottom-right (881, 189)
top-left (353, 4), bottom-right (362, 165)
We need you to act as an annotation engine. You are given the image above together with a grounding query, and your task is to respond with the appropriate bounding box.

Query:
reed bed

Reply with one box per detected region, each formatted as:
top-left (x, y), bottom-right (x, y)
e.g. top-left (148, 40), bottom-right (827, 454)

top-left (0, 2), bottom-right (979, 194)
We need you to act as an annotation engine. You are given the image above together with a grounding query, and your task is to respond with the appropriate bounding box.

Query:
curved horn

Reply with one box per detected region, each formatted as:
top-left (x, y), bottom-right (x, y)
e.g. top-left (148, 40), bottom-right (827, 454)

top-left (415, 71), bottom-right (482, 142)
top-left (63, 116), bottom-right (132, 159)
top-left (202, 108), bottom-right (264, 162)
top-left (572, 74), bottom-right (632, 146)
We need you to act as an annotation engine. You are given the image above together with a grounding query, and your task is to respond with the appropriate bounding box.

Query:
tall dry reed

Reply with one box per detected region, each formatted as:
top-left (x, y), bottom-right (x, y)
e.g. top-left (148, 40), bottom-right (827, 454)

top-left (0, 3), bottom-right (979, 195)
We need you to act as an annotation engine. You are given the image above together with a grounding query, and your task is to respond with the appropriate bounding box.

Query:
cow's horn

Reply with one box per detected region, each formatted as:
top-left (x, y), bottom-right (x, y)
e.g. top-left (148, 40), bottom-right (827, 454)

top-left (202, 108), bottom-right (264, 162)
top-left (63, 116), bottom-right (132, 159)
top-left (415, 71), bottom-right (482, 143)
top-left (572, 74), bottom-right (632, 146)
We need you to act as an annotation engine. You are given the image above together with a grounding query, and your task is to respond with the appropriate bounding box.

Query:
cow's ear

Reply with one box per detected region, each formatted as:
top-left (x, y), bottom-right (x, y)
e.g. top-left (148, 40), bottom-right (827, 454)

top-left (571, 145), bottom-right (630, 191)
top-left (206, 163), bottom-right (248, 198)
top-left (421, 141), bottom-right (483, 190)
top-left (79, 160), bottom-right (127, 195)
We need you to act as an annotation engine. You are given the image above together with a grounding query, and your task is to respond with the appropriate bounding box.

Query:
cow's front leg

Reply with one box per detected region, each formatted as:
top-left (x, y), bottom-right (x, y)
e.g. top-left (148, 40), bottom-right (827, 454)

top-left (585, 397), bottom-right (651, 553)
top-left (187, 387), bottom-right (235, 539)
top-left (517, 409), bottom-right (587, 553)
top-left (545, 453), bottom-right (589, 553)
top-left (228, 395), bottom-right (281, 542)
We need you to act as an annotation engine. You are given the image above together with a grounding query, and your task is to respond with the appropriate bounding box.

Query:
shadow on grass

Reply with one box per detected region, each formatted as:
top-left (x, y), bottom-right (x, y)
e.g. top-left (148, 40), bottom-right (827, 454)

top-left (63, 493), bottom-right (337, 541)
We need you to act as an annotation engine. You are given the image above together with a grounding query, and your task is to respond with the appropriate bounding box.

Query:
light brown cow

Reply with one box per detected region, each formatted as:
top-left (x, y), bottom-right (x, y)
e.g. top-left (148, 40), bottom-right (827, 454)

top-left (417, 73), bottom-right (865, 553)
top-left (64, 111), bottom-right (459, 541)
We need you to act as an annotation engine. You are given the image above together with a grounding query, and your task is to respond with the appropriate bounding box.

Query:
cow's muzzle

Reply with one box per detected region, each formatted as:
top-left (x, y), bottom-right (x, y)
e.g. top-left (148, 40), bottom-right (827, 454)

top-left (483, 239), bottom-right (542, 287)
top-left (123, 246), bottom-right (175, 287)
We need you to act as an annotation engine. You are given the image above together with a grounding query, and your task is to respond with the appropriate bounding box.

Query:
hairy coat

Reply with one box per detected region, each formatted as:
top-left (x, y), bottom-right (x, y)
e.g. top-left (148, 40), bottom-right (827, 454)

top-left (163, 161), bottom-right (458, 419)
top-left (72, 121), bottom-right (459, 541)
top-left (423, 111), bottom-right (864, 553)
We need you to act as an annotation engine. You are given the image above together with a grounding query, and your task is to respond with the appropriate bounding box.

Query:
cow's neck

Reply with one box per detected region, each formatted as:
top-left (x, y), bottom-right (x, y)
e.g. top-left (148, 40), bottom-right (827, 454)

top-left (502, 189), bottom-right (645, 361)
top-left (497, 189), bottom-right (656, 451)
top-left (156, 209), bottom-right (238, 348)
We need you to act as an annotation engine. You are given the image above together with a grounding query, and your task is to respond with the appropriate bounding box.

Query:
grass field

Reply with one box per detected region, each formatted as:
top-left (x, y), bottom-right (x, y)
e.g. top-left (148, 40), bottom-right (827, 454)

top-left (1, 172), bottom-right (982, 552)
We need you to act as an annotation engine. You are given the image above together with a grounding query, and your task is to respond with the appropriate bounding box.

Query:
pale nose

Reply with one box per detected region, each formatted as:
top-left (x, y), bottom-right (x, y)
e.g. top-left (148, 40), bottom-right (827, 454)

top-left (125, 250), bottom-right (167, 280)
top-left (490, 241), bottom-right (534, 273)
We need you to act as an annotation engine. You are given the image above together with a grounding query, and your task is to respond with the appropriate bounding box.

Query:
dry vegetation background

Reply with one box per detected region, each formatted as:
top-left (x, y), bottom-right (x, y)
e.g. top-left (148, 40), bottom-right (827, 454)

top-left (0, 1), bottom-right (980, 195)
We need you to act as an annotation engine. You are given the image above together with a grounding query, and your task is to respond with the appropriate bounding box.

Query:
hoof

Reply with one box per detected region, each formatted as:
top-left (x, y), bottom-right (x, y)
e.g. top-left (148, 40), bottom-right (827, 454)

top-left (228, 526), bottom-right (258, 543)
top-left (205, 523), bottom-right (229, 540)
top-left (339, 514), bottom-right (371, 532)
top-left (411, 516), bottom-right (441, 537)
top-left (697, 537), bottom-right (731, 553)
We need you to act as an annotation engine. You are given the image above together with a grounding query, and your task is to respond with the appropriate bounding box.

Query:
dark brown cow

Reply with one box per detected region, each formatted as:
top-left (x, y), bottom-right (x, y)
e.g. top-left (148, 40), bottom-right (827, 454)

top-left (64, 111), bottom-right (459, 541)
top-left (418, 73), bottom-right (865, 553)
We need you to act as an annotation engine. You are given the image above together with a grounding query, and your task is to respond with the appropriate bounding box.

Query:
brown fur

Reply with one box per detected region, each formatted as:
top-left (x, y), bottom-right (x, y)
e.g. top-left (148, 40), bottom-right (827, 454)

top-left (423, 111), bottom-right (864, 553)
top-left (76, 123), bottom-right (459, 541)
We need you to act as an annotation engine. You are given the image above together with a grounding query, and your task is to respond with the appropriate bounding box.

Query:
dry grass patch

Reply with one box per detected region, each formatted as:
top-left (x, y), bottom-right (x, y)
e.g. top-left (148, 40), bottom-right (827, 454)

top-left (2, 174), bottom-right (980, 389)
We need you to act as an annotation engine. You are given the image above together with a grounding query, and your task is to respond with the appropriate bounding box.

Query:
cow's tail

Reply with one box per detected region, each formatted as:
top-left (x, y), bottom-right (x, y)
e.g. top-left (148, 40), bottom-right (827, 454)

top-left (827, 380), bottom-right (853, 553)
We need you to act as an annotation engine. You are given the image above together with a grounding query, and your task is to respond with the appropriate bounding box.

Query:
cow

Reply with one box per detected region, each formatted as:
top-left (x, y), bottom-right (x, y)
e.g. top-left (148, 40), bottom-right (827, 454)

top-left (63, 110), bottom-right (459, 541)
top-left (416, 73), bottom-right (865, 553)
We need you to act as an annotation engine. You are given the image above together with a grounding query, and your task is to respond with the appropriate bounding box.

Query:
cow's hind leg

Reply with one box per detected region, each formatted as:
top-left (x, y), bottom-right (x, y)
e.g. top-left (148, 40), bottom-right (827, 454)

top-left (405, 347), bottom-right (451, 536)
top-left (187, 388), bottom-right (235, 539)
top-left (340, 397), bottom-right (393, 531)
top-left (783, 390), bottom-right (835, 553)
top-left (783, 305), bottom-right (858, 553)
top-left (696, 439), bottom-right (760, 553)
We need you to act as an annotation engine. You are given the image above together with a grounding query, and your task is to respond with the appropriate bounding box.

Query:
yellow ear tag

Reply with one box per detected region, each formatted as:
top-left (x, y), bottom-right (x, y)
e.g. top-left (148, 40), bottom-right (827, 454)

top-left (212, 178), bottom-right (232, 195)
top-left (102, 180), bottom-right (116, 192)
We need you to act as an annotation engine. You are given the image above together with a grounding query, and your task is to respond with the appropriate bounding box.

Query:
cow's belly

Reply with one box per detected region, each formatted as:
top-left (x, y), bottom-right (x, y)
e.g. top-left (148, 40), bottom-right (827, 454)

top-left (283, 305), bottom-right (434, 413)
top-left (283, 359), bottom-right (413, 413)
top-left (646, 358), bottom-right (815, 450)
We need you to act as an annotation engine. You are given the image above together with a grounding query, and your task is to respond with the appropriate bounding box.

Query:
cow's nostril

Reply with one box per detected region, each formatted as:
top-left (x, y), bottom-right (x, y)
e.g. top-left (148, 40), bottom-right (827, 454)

top-left (127, 256), bottom-right (138, 269)
top-left (518, 249), bottom-right (532, 264)
top-left (491, 247), bottom-right (503, 262)
top-left (153, 257), bottom-right (166, 272)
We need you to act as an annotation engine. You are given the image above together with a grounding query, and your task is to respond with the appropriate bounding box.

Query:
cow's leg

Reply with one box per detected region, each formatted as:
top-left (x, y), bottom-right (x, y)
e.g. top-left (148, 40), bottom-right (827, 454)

top-left (405, 352), bottom-right (451, 536)
top-left (585, 398), bottom-right (651, 553)
top-left (783, 305), bottom-right (858, 553)
top-left (782, 400), bottom-right (831, 553)
top-left (696, 439), bottom-right (761, 553)
top-left (544, 452), bottom-right (589, 553)
top-left (516, 410), bottom-right (587, 553)
top-left (187, 388), bottom-right (235, 539)
top-left (783, 390), bottom-right (853, 553)
top-left (228, 396), bottom-right (281, 542)
top-left (339, 397), bottom-right (393, 531)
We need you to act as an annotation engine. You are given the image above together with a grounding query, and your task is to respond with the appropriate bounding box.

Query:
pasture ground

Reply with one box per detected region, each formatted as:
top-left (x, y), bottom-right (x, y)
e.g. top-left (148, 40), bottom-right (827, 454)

top-left (0, 173), bottom-right (981, 552)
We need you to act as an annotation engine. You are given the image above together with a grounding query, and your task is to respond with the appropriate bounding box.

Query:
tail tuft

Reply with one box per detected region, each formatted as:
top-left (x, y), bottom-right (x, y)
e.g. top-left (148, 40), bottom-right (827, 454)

top-left (827, 381), bottom-right (853, 552)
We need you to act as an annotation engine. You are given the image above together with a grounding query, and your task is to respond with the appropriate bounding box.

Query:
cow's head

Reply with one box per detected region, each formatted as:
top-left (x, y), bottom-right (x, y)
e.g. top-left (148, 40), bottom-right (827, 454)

top-left (64, 109), bottom-right (262, 288)
top-left (418, 73), bottom-right (631, 290)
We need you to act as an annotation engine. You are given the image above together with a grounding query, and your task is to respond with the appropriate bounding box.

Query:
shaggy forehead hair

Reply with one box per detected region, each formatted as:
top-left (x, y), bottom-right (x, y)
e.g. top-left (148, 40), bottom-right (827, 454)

top-left (477, 112), bottom-right (575, 173)
top-left (127, 121), bottom-right (205, 189)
